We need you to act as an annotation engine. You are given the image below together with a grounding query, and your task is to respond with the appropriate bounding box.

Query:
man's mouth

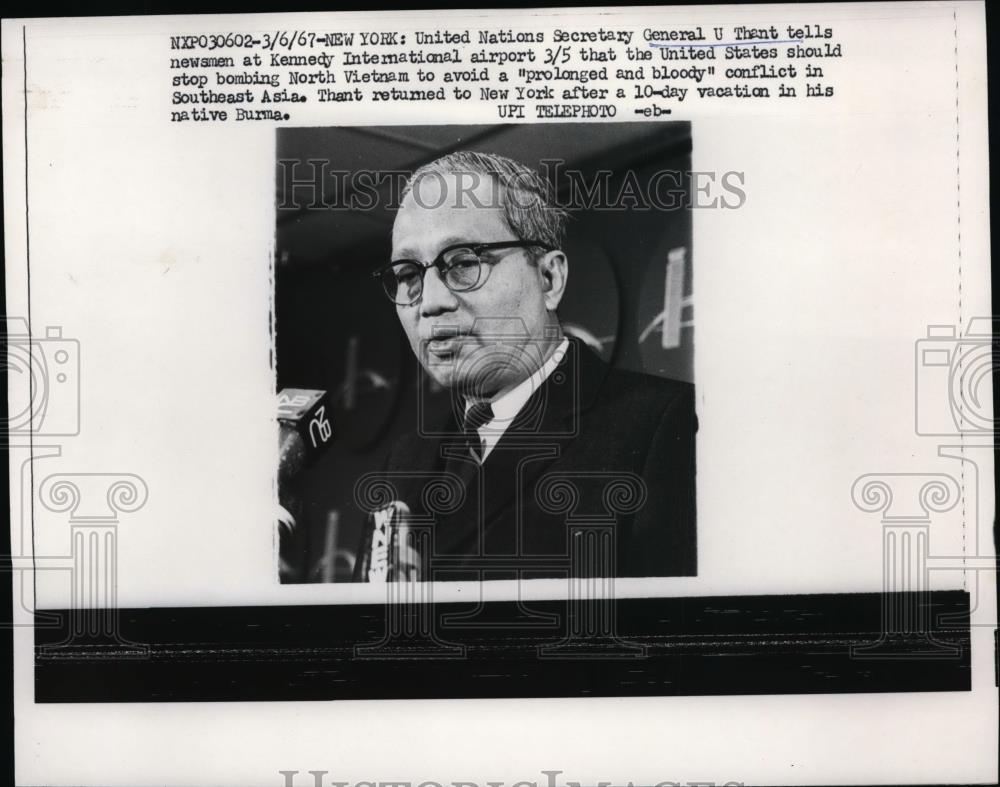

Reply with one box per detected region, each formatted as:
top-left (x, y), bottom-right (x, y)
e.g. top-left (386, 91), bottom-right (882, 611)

top-left (426, 337), bottom-right (459, 357)
top-left (423, 327), bottom-right (472, 357)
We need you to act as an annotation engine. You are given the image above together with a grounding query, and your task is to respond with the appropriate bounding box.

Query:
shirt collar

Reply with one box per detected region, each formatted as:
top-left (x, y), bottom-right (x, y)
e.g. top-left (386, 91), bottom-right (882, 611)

top-left (465, 337), bottom-right (569, 428)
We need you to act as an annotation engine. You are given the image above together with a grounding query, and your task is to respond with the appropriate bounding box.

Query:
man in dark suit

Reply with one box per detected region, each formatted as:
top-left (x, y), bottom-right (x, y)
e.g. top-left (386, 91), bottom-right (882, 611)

top-left (358, 151), bottom-right (695, 580)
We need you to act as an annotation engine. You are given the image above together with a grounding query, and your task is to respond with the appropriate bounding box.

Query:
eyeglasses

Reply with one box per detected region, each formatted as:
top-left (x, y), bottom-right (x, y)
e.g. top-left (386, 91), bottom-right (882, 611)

top-left (373, 240), bottom-right (554, 306)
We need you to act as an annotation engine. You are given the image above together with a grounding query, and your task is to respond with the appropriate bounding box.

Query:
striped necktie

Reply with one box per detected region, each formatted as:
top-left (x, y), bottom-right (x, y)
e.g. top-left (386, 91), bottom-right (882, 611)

top-left (441, 400), bottom-right (494, 491)
top-left (463, 401), bottom-right (494, 462)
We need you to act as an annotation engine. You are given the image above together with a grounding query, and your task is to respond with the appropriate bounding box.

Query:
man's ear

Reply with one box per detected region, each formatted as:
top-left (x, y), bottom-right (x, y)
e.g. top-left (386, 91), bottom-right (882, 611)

top-left (537, 249), bottom-right (568, 311)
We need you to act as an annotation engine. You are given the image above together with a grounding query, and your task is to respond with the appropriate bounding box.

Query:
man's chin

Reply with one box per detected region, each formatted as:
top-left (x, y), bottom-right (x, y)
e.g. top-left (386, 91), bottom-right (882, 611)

top-left (425, 369), bottom-right (457, 389)
top-left (419, 341), bottom-right (520, 397)
top-left (422, 367), bottom-right (502, 398)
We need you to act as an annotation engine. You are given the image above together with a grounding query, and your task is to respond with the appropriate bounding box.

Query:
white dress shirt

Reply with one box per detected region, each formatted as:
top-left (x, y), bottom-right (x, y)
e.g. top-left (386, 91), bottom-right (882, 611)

top-left (463, 337), bottom-right (569, 462)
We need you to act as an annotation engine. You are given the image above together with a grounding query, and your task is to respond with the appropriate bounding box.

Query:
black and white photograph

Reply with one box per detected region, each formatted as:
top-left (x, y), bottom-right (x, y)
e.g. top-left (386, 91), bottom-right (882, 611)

top-left (2, 2), bottom-right (996, 786)
top-left (274, 123), bottom-right (699, 584)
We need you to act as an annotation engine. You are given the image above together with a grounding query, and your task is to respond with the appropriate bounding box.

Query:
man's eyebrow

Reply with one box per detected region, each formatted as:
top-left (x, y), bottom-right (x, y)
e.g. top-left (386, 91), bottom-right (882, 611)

top-left (392, 236), bottom-right (477, 261)
top-left (436, 236), bottom-right (477, 250)
top-left (391, 247), bottom-right (419, 261)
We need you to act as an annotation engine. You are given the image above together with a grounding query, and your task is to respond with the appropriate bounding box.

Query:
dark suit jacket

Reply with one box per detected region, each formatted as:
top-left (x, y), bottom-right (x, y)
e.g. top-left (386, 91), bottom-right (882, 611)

top-left (363, 338), bottom-right (696, 579)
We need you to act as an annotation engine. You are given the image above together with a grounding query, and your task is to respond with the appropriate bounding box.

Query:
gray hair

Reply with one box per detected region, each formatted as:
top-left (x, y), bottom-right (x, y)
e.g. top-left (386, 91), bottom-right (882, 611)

top-left (400, 151), bottom-right (569, 250)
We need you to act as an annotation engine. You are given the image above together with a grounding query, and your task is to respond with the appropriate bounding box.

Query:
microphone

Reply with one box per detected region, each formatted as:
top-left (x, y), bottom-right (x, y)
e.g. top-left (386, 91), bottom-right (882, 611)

top-left (354, 500), bottom-right (422, 582)
top-left (276, 388), bottom-right (333, 582)
top-left (277, 388), bottom-right (333, 486)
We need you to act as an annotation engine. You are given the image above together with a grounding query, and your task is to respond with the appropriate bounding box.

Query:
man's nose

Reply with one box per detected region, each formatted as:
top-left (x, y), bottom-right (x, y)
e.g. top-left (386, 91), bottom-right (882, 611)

top-left (419, 267), bottom-right (459, 317)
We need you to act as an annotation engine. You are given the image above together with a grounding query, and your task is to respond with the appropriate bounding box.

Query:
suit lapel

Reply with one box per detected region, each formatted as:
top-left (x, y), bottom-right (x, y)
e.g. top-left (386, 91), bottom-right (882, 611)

top-left (391, 400), bottom-right (460, 516)
top-left (475, 338), bottom-right (609, 531)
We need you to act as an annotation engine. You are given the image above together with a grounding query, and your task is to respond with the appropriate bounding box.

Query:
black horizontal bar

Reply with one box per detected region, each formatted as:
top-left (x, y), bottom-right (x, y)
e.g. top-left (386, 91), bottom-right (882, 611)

top-left (35, 590), bottom-right (971, 702)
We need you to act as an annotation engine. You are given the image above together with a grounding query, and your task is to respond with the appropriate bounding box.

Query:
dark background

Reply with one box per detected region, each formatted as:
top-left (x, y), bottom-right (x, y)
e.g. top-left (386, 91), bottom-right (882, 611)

top-left (274, 122), bottom-right (695, 583)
